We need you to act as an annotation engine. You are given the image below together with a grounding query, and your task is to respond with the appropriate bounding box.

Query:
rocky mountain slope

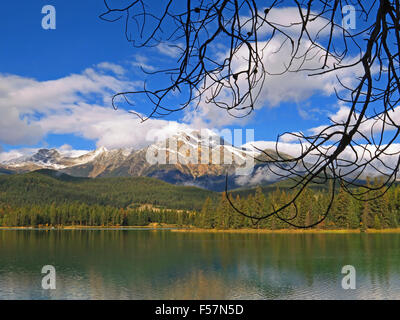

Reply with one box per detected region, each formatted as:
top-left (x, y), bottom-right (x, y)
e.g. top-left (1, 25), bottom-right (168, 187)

top-left (1, 131), bottom-right (290, 191)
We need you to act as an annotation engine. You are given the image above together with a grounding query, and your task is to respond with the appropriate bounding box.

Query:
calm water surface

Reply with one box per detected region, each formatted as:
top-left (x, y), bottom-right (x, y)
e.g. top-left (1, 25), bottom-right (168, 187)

top-left (0, 230), bottom-right (399, 299)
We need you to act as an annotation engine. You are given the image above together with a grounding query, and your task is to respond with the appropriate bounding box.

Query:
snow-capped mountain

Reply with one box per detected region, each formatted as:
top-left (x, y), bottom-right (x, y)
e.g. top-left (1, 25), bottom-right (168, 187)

top-left (3, 146), bottom-right (112, 171)
top-left (0, 130), bottom-right (286, 190)
top-left (5, 149), bottom-right (65, 169)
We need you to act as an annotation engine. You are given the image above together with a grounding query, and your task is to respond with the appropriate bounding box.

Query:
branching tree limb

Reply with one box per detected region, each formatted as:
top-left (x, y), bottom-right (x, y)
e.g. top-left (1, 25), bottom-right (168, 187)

top-left (101, 0), bottom-right (400, 228)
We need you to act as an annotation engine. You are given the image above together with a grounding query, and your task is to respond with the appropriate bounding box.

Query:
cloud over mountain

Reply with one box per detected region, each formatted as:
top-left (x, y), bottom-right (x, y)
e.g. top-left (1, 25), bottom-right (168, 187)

top-left (0, 64), bottom-right (190, 150)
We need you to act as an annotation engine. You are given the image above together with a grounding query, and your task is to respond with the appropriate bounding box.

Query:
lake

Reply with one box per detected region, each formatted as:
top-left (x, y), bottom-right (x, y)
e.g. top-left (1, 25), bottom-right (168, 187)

top-left (0, 230), bottom-right (399, 299)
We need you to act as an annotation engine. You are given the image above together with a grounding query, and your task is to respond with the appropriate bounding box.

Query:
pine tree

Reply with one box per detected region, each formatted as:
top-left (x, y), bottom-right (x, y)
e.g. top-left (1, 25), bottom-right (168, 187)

top-left (252, 187), bottom-right (267, 229)
top-left (215, 193), bottom-right (232, 229)
top-left (297, 188), bottom-right (314, 228)
top-left (331, 187), bottom-right (350, 229)
top-left (373, 214), bottom-right (382, 229)
top-left (231, 195), bottom-right (245, 229)
top-left (199, 197), bottom-right (214, 228)
top-left (49, 203), bottom-right (57, 226)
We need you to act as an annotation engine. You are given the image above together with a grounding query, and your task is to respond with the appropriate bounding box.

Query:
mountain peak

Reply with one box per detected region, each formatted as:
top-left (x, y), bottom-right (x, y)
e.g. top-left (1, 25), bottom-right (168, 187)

top-left (16, 148), bottom-right (62, 165)
top-left (95, 146), bottom-right (108, 154)
top-left (98, 146), bottom-right (108, 151)
top-left (34, 148), bottom-right (61, 159)
top-left (167, 129), bottom-right (225, 148)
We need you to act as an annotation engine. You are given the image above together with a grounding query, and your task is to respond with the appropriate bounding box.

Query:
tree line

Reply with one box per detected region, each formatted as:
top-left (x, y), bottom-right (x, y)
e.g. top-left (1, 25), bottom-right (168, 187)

top-left (197, 181), bottom-right (400, 231)
top-left (1, 177), bottom-right (399, 231)
top-left (0, 203), bottom-right (194, 228)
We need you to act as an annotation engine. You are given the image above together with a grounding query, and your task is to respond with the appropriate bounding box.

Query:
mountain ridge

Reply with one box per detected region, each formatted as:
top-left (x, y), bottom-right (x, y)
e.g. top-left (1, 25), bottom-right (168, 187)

top-left (1, 130), bottom-right (292, 191)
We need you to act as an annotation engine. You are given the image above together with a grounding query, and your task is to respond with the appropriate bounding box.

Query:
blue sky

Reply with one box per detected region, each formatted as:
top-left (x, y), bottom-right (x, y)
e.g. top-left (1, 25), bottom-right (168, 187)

top-left (0, 1), bottom-right (362, 159)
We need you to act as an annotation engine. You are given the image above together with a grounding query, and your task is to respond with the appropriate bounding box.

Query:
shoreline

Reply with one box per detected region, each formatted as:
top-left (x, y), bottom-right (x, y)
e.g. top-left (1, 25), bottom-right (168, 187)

top-left (1, 225), bottom-right (400, 233)
top-left (170, 228), bottom-right (400, 234)
top-left (0, 224), bottom-right (175, 231)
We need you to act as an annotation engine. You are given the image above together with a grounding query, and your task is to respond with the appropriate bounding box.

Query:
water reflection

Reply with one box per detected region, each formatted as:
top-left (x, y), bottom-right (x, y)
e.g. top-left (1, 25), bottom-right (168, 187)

top-left (0, 230), bottom-right (399, 299)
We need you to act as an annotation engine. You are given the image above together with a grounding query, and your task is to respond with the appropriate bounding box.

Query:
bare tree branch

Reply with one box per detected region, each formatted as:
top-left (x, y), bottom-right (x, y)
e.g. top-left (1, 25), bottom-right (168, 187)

top-left (101, 0), bottom-right (400, 228)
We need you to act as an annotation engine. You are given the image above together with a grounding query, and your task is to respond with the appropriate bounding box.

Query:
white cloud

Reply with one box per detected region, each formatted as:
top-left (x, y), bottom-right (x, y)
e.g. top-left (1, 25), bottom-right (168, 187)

top-left (0, 148), bottom-right (37, 163)
top-left (58, 144), bottom-right (89, 158)
top-left (0, 65), bottom-right (136, 146)
top-left (238, 39), bottom-right (360, 107)
top-left (39, 103), bottom-right (189, 149)
top-left (235, 165), bottom-right (287, 186)
top-left (0, 62), bottom-right (192, 153)
top-left (156, 43), bottom-right (182, 59)
top-left (309, 104), bottom-right (400, 143)
top-left (242, 140), bottom-right (304, 158)
top-left (183, 102), bottom-right (255, 128)
top-left (250, 7), bottom-right (339, 39)
top-left (130, 54), bottom-right (156, 71)
top-left (183, 37), bottom-right (362, 128)
top-left (240, 137), bottom-right (400, 184)
top-left (179, 5), bottom-right (364, 128)
top-left (97, 62), bottom-right (126, 76)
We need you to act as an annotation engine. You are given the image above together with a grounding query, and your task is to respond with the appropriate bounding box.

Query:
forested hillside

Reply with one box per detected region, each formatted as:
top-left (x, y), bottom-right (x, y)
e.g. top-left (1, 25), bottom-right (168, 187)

top-left (0, 170), bottom-right (399, 231)
top-left (0, 170), bottom-right (218, 210)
